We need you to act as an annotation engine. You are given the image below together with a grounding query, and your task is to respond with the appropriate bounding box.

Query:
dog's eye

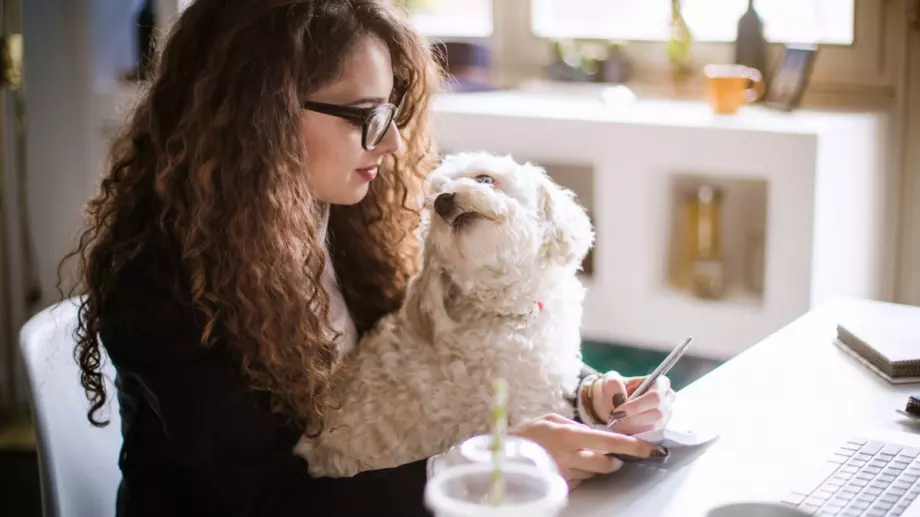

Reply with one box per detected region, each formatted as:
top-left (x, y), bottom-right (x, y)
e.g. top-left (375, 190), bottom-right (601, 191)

top-left (474, 175), bottom-right (494, 185)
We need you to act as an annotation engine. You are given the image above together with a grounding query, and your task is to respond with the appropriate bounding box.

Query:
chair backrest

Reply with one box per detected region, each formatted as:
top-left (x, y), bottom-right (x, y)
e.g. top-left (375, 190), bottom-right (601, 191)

top-left (19, 297), bottom-right (123, 517)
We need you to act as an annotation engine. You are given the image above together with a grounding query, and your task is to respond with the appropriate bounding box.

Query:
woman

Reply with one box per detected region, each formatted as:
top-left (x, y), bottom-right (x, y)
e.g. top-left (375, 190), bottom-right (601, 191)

top-left (62, 1), bottom-right (674, 515)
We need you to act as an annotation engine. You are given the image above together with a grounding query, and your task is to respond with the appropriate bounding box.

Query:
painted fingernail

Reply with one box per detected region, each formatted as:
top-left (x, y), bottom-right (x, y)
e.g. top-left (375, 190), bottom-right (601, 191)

top-left (651, 446), bottom-right (669, 458)
top-left (609, 411), bottom-right (627, 421)
top-left (606, 453), bottom-right (644, 463)
top-left (613, 394), bottom-right (626, 407)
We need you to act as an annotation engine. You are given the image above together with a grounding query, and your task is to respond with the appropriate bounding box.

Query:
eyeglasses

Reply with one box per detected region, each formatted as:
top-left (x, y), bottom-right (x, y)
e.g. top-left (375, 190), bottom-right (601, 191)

top-left (301, 98), bottom-right (400, 151)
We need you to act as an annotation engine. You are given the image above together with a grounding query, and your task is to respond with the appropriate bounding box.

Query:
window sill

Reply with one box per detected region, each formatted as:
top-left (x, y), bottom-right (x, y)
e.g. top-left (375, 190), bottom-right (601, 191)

top-left (484, 70), bottom-right (896, 112)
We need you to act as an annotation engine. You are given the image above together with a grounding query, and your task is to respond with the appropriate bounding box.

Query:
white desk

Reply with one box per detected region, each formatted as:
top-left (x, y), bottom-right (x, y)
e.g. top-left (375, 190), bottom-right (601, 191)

top-left (566, 298), bottom-right (920, 516)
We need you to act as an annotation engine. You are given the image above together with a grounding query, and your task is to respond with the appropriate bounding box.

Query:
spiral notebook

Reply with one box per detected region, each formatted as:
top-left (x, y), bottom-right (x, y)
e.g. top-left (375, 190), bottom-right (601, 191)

top-left (834, 299), bottom-right (920, 385)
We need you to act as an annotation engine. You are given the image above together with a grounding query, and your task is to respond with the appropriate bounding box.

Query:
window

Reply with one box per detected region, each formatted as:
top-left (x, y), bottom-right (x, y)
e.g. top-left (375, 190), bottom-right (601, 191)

top-left (531, 0), bottom-right (854, 45)
top-left (407, 0), bottom-right (493, 38)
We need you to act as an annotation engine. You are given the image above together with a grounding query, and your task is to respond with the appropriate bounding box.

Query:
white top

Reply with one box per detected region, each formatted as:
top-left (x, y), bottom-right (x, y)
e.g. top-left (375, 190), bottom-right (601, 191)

top-left (316, 204), bottom-right (358, 357)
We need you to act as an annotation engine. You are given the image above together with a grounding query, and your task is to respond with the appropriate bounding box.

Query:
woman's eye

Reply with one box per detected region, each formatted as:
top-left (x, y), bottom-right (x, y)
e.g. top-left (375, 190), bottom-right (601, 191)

top-left (474, 175), bottom-right (493, 185)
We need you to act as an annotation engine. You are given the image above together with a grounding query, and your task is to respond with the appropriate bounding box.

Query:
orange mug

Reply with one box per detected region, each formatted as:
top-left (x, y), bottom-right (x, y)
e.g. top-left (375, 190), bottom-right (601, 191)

top-left (703, 64), bottom-right (764, 115)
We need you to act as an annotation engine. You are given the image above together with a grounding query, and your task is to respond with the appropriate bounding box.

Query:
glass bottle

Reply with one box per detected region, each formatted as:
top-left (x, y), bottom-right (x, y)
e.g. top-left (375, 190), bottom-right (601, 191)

top-left (734, 0), bottom-right (768, 88)
top-left (667, 0), bottom-right (694, 85)
top-left (690, 185), bottom-right (726, 300)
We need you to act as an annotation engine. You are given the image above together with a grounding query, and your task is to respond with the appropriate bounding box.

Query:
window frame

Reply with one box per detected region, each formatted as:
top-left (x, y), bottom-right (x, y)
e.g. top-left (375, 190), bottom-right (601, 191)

top-left (425, 0), bottom-right (900, 97)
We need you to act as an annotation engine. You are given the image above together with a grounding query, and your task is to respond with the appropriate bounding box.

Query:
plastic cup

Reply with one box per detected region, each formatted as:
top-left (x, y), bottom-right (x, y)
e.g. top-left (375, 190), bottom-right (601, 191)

top-left (424, 462), bottom-right (568, 517)
top-left (437, 435), bottom-right (559, 476)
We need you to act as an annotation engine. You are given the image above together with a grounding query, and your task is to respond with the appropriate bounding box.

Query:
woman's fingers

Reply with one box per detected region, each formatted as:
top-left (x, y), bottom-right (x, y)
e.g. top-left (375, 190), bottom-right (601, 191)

top-left (615, 380), bottom-right (675, 420)
top-left (596, 372), bottom-right (629, 421)
top-left (565, 424), bottom-right (665, 458)
top-left (569, 449), bottom-right (624, 475)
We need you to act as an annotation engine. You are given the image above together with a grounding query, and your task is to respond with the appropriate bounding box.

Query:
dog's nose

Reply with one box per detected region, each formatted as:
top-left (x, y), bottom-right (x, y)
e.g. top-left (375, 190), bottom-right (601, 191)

top-left (434, 192), bottom-right (456, 219)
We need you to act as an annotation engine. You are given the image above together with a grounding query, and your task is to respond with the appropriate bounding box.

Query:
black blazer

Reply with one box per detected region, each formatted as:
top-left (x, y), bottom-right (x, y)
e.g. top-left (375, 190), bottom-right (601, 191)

top-left (98, 245), bottom-right (592, 517)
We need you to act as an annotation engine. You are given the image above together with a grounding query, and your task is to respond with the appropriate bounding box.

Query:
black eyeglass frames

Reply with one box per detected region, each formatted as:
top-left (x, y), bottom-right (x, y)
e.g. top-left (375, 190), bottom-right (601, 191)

top-left (301, 99), bottom-right (400, 151)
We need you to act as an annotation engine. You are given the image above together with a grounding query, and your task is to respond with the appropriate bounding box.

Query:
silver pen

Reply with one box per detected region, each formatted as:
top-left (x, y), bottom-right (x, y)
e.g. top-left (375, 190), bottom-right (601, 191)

top-left (606, 337), bottom-right (693, 429)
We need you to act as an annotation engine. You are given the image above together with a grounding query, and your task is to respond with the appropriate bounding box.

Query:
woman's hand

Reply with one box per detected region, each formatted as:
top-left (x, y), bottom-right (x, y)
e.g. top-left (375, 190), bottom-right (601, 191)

top-left (588, 372), bottom-right (676, 435)
top-left (509, 414), bottom-right (667, 489)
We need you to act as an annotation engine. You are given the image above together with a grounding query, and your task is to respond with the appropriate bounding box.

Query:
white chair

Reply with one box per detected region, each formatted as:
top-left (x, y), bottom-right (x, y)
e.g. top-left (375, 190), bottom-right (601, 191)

top-left (20, 297), bottom-right (123, 517)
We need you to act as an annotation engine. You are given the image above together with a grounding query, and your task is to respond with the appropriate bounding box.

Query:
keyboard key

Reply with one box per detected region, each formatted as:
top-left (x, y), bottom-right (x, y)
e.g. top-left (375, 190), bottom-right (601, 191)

top-left (901, 474), bottom-right (918, 484)
top-left (859, 494), bottom-right (879, 504)
top-left (842, 443), bottom-right (863, 452)
top-left (894, 480), bottom-right (913, 490)
top-left (896, 454), bottom-right (916, 464)
top-left (864, 487), bottom-right (884, 497)
top-left (842, 485), bottom-right (862, 495)
top-left (882, 445), bottom-right (904, 456)
top-left (842, 510), bottom-right (863, 517)
top-left (908, 466), bottom-right (920, 476)
top-left (875, 500), bottom-right (894, 510)
top-left (866, 467), bottom-right (883, 475)
top-left (880, 453), bottom-right (897, 462)
top-left (881, 493), bottom-right (901, 504)
top-left (802, 503), bottom-right (822, 515)
top-left (848, 460), bottom-right (868, 469)
top-left (900, 447), bottom-right (920, 458)
top-left (890, 461), bottom-right (909, 471)
top-left (857, 453), bottom-right (876, 462)
top-left (866, 509), bottom-right (887, 517)
top-left (871, 460), bottom-right (890, 469)
top-left (834, 474), bottom-right (855, 483)
top-left (849, 438), bottom-right (869, 446)
top-left (826, 478), bottom-right (847, 488)
top-left (851, 479), bottom-right (870, 488)
top-left (806, 496), bottom-right (829, 507)
top-left (816, 488), bottom-right (837, 499)
top-left (850, 500), bottom-right (871, 510)
top-left (841, 466), bottom-right (860, 475)
top-left (831, 454), bottom-right (851, 465)
top-left (782, 492), bottom-right (808, 505)
top-left (879, 474), bottom-right (898, 483)
top-left (870, 482), bottom-right (890, 491)
top-left (890, 487), bottom-right (908, 496)
top-left (838, 491), bottom-right (856, 501)
top-left (862, 442), bottom-right (886, 455)
top-left (886, 468), bottom-right (903, 477)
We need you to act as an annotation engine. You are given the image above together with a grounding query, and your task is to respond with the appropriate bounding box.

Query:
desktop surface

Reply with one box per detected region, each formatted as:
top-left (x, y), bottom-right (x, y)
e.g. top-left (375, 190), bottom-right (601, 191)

top-left (565, 298), bottom-right (920, 516)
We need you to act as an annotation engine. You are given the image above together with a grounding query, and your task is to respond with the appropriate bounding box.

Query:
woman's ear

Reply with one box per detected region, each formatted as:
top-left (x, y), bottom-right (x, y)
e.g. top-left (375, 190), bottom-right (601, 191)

top-left (537, 170), bottom-right (595, 269)
top-left (402, 248), bottom-right (452, 343)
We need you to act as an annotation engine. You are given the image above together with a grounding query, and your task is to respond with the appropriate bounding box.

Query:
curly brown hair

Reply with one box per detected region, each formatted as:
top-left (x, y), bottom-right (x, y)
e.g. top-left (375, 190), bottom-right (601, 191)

top-left (60, 0), bottom-right (441, 435)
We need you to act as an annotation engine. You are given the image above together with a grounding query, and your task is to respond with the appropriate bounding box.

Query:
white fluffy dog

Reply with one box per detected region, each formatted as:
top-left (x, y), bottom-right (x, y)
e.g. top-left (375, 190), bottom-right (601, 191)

top-left (294, 152), bottom-right (595, 478)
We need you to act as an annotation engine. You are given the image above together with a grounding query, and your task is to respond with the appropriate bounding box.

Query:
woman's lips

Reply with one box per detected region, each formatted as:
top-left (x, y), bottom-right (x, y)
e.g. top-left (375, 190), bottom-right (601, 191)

top-left (356, 165), bottom-right (378, 181)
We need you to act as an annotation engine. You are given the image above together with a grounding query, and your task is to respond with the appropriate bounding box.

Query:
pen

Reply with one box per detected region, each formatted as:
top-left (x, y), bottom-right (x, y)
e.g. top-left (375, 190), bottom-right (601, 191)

top-left (606, 337), bottom-right (693, 429)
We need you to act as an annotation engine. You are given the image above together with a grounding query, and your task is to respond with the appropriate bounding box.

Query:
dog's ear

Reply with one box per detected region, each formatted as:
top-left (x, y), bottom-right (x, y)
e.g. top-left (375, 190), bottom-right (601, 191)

top-left (403, 249), bottom-right (453, 343)
top-left (537, 169), bottom-right (595, 269)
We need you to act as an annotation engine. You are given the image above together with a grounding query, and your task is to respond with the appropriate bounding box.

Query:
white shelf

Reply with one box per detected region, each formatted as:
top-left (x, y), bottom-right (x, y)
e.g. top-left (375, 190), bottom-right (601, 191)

top-left (432, 90), bottom-right (891, 360)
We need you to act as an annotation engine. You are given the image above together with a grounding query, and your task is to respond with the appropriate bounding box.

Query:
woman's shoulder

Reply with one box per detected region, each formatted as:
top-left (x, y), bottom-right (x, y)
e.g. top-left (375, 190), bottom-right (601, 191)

top-left (98, 243), bottom-right (210, 368)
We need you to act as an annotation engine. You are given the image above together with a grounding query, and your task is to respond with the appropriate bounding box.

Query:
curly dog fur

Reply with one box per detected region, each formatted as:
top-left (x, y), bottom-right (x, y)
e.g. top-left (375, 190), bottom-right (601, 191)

top-left (294, 152), bottom-right (595, 477)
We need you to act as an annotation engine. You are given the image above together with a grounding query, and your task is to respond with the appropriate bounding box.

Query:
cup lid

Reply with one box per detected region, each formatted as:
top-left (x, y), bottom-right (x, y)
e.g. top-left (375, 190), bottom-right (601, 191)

top-left (424, 463), bottom-right (568, 517)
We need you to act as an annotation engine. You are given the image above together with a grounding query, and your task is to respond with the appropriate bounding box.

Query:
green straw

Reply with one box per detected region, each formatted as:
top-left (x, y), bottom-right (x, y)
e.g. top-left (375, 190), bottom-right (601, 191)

top-left (489, 378), bottom-right (509, 506)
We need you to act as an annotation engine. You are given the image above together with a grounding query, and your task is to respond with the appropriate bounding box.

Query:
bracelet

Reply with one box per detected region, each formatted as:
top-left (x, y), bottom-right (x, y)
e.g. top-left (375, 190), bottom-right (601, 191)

top-left (579, 373), bottom-right (606, 425)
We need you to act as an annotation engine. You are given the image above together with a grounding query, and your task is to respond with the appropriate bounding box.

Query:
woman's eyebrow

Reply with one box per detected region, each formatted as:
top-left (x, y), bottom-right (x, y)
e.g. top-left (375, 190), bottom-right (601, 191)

top-left (345, 96), bottom-right (388, 106)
